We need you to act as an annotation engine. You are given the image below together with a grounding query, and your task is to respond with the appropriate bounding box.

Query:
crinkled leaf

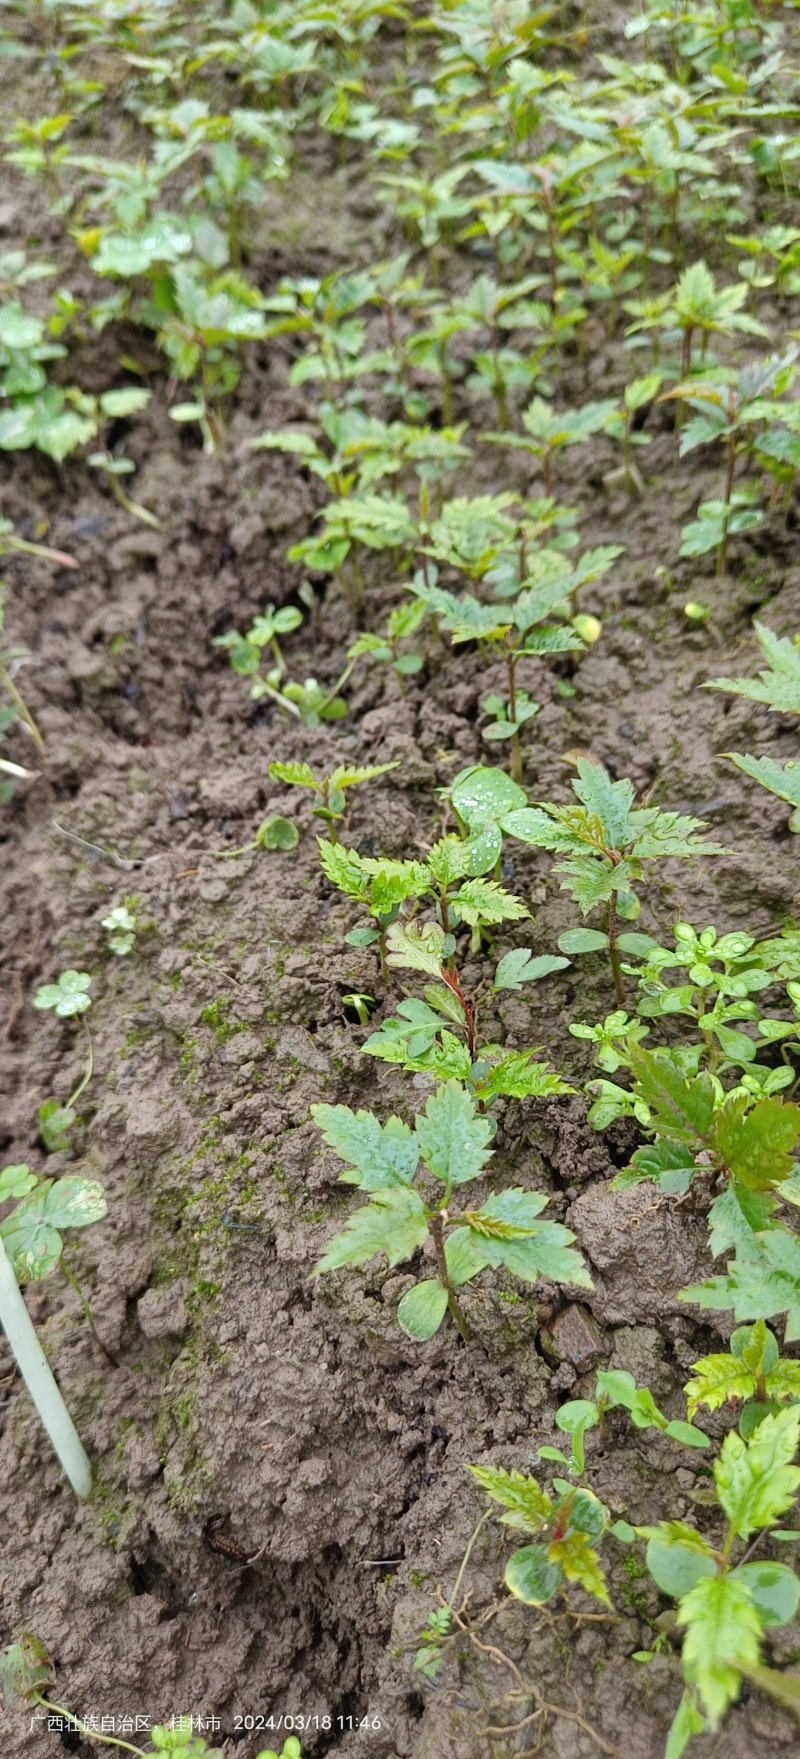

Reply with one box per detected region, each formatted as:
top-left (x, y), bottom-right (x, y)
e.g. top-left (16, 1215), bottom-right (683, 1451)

top-left (678, 1572), bottom-right (761, 1726)
top-left (415, 1080), bottom-right (492, 1187)
top-left (681, 1227), bottom-right (800, 1338)
top-left (310, 1104), bottom-right (418, 1190)
top-left (314, 1185), bottom-right (427, 1273)
top-left (469, 1464), bottom-right (552, 1530)
top-left (386, 920), bottom-right (446, 976)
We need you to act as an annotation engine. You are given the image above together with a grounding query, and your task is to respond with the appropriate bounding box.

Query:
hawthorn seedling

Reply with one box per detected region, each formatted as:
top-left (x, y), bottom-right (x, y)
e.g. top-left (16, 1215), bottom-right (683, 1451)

top-left (312, 1079), bottom-right (589, 1343)
top-left (268, 759), bottom-right (400, 842)
top-left (705, 621), bottom-right (800, 829)
top-left (686, 1319), bottom-right (800, 1440)
top-left (469, 1464), bottom-right (612, 1608)
top-left (504, 760), bottom-right (724, 1003)
top-left (637, 1407), bottom-right (800, 1748)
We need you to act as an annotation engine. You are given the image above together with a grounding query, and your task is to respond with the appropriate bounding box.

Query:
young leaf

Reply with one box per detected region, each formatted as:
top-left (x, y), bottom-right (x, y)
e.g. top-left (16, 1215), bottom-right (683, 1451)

top-left (386, 920), bottom-right (446, 976)
top-left (314, 1185), bottom-right (427, 1274)
top-left (396, 1279), bottom-right (449, 1341)
top-left (681, 1226), bottom-right (800, 1339)
top-left (505, 1544), bottom-right (562, 1604)
top-left (415, 1081), bottom-right (493, 1187)
top-left (713, 1094), bottom-right (800, 1191)
top-left (715, 1407), bottom-right (800, 1540)
top-left (310, 1104), bottom-right (418, 1189)
top-left (677, 1573), bottom-right (761, 1725)
top-left (494, 949), bottom-right (570, 990)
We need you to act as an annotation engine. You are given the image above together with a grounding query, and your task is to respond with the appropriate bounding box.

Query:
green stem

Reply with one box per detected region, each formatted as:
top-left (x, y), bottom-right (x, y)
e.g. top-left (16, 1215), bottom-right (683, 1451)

top-left (35, 1698), bottom-right (147, 1757)
top-left (60, 1256), bottom-right (119, 1369)
top-left (67, 1022), bottom-right (93, 1112)
top-left (429, 1211), bottom-right (469, 1342)
top-left (607, 890), bottom-right (625, 1007)
top-left (0, 663), bottom-right (44, 751)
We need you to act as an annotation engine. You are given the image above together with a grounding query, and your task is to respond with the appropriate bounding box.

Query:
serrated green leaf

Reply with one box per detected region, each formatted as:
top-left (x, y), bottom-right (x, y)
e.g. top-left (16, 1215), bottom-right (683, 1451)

top-left (681, 1227), bottom-right (800, 1338)
top-left (714, 1094), bottom-right (800, 1191)
top-left (677, 1572), bottom-right (761, 1726)
top-left (311, 1103), bottom-right (419, 1190)
top-left (469, 1464), bottom-right (552, 1529)
top-left (415, 1081), bottom-right (492, 1187)
top-left (317, 838), bottom-right (369, 900)
top-left (386, 920), bottom-right (446, 976)
top-left (455, 877), bottom-right (529, 927)
top-left (270, 761), bottom-right (319, 791)
top-left (715, 1407), bottom-right (800, 1540)
top-left (627, 1044), bottom-right (715, 1145)
top-left (314, 1185), bottom-right (427, 1274)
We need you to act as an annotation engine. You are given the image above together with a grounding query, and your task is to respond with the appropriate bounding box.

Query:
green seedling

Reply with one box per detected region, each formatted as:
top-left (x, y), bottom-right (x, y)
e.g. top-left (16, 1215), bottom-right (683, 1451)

top-left (637, 1407), bottom-right (800, 1753)
top-left (83, 385), bottom-right (161, 529)
top-left (348, 598), bottom-right (427, 688)
top-left (686, 1320), bottom-right (800, 1440)
top-left (469, 1464), bottom-right (612, 1608)
top-left (102, 902), bottom-right (137, 955)
top-left (412, 1511), bottom-right (492, 1679)
top-left (360, 904), bottom-right (571, 1111)
top-left (213, 604), bottom-right (304, 679)
top-left (160, 262), bottom-right (270, 452)
top-left (573, 920), bottom-right (800, 1127)
top-left (268, 759), bottom-right (400, 842)
top-left (0, 1639), bottom-right (226, 1754)
top-left (665, 351), bottom-right (799, 573)
top-left (33, 970), bottom-right (92, 1150)
top-left (414, 544), bottom-right (619, 781)
top-left (312, 1079), bottom-right (589, 1342)
top-left (483, 395), bottom-right (617, 497)
top-left (342, 992), bottom-right (375, 1027)
top-left (0, 1161), bottom-right (105, 1498)
top-left (34, 969), bottom-right (91, 1016)
top-left (255, 1743), bottom-right (302, 1759)
top-left (504, 760), bottom-right (724, 1004)
top-left (604, 371), bottom-right (663, 495)
top-left (537, 1373), bottom-right (708, 1478)
top-left (705, 621), bottom-right (800, 829)
top-left (625, 260), bottom-right (769, 376)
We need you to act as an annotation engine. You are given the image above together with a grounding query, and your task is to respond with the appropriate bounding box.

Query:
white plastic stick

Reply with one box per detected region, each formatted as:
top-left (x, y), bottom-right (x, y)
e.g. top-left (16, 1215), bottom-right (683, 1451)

top-left (0, 1234), bottom-right (92, 1498)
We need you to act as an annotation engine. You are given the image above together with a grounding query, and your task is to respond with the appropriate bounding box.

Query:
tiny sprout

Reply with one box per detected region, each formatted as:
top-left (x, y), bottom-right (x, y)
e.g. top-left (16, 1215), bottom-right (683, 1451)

top-left (342, 992), bottom-right (375, 1026)
top-left (102, 904), bottom-right (136, 955)
top-left (684, 601), bottom-right (711, 623)
top-left (255, 815), bottom-right (300, 852)
top-left (33, 970), bottom-right (91, 1017)
top-left (255, 1740), bottom-right (302, 1759)
top-left (268, 760), bottom-right (400, 842)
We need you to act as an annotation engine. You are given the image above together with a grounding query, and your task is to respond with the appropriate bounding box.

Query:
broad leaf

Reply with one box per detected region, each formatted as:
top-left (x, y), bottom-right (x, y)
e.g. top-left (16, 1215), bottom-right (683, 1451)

top-left (715, 1407), bottom-right (800, 1540)
top-left (677, 1573), bottom-right (761, 1725)
top-left (713, 1094), bottom-right (800, 1191)
top-left (494, 949), bottom-right (570, 990)
top-left (310, 1104), bottom-right (418, 1189)
top-left (681, 1226), bottom-right (800, 1338)
top-left (415, 1081), bottom-right (492, 1187)
top-left (314, 1185), bottom-right (427, 1273)
top-left (505, 1544), bottom-right (562, 1604)
top-left (396, 1279), bottom-right (449, 1340)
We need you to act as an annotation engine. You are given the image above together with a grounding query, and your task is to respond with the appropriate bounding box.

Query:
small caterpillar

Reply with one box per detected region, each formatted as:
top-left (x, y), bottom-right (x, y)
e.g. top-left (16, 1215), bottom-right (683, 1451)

top-left (203, 1513), bottom-right (254, 1564)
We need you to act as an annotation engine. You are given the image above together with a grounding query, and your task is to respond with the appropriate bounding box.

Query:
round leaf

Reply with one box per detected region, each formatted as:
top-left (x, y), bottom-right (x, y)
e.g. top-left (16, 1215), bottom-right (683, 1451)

top-left (733, 1561), bottom-right (800, 1628)
top-left (255, 815), bottom-right (299, 851)
top-left (396, 1279), bottom-right (449, 1341)
top-left (505, 1544), bottom-right (562, 1605)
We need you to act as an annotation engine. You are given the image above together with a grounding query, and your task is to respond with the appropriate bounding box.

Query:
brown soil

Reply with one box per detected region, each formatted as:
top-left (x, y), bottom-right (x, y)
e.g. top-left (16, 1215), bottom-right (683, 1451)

top-left (2, 14), bottom-right (800, 1759)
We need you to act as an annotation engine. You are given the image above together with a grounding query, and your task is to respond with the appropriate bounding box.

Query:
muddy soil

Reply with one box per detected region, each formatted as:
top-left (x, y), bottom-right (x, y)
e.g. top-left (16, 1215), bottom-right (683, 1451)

top-left (2, 13), bottom-right (800, 1759)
